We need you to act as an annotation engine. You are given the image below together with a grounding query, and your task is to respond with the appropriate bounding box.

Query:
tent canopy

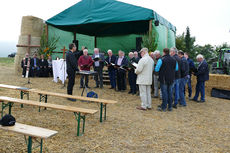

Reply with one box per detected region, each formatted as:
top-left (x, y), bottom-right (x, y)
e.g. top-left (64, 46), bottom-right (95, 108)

top-left (46, 0), bottom-right (176, 36)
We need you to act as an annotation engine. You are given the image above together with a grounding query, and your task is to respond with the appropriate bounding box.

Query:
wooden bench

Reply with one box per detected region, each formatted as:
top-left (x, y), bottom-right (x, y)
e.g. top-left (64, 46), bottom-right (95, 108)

top-left (0, 122), bottom-right (57, 153)
top-left (29, 89), bottom-right (117, 122)
top-left (0, 96), bottom-right (98, 136)
top-left (0, 84), bottom-right (117, 122)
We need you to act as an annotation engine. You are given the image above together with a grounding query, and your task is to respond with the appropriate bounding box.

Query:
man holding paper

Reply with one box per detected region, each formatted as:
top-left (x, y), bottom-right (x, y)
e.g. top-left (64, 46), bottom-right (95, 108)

top-left (92, 48), bottom-right (105, 88)
top-left (105, 49), bottom-right (117, 89)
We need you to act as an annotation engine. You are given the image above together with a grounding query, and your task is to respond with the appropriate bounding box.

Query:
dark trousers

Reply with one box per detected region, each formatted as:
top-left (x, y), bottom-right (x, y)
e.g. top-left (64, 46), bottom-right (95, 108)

top-left (67, 72), bottom-right (75, 95)
top-left (94, 67), bottom-right (103, 87)
top-left (160, 83), bottom-right (173, 110)
top-left (108, 70), bottom-right (116, 88)
top-left (32, 67), bottom-right (39, 77)
top-left (128, 71), bottom-right (137, 93)
top-left (187, 76), bottom-right (192, 97)
top-left (117, 70), bottom-right (126, 91)
top-left (80, 75), bottom-right (89, 87)
top-left (193, 81), bottom-right (205, 101)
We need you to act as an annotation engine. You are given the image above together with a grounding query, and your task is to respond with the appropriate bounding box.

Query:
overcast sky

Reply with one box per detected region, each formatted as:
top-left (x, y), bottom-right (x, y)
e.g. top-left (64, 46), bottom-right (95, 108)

top-left (1, 0), bottom-right (230, 46)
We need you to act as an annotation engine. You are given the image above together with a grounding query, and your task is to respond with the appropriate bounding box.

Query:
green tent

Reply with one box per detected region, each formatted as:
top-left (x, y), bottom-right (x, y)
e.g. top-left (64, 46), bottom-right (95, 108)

top-left (46, 0), bottom-right (176, 57)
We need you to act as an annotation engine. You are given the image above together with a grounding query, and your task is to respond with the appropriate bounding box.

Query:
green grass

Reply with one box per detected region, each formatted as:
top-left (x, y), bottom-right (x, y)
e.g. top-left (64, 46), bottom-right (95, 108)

top-left (0, 57), bottom-right (14, 66)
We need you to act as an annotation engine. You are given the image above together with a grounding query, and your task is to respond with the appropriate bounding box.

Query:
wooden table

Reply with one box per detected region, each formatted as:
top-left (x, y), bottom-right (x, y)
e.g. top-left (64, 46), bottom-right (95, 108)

top-left (0, 122), bottom-right (57, 153)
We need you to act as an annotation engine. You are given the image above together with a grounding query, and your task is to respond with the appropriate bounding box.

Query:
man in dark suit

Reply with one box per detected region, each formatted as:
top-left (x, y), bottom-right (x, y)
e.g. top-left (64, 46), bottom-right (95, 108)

top-left (115, 50), bottom-right (128, 91)
top-left (192, 54), bottom-right (209, 102)
top-left (105, 49), bottom-right (117, 89)
top-left (31, 53), bottom-right (39, 77)
top-left (128, 52), bottom-right (138, 95)
top-left (66, 43), bottom-right (79, 101)
top-left (38, 54), bottom-right (48, 77)
top-left (92, 48), bottom-right (105, 88)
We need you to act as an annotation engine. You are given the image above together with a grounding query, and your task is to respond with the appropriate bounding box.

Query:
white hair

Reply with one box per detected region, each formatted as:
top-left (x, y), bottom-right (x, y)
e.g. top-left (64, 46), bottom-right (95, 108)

top-left (141, 48), bottom-right (148, 53)
top-left (196, 54), bottom-right (204, 59)
top-left (107, 49), bottom-right (112, 53)
top-left (129, 52), bottom-right (134, 56)
top-left (154, 50), bottom-right (160, 55)
top-left (83, 49), bottom-right (88, 53)
top-left (94, 48), bottom-right (99, 52)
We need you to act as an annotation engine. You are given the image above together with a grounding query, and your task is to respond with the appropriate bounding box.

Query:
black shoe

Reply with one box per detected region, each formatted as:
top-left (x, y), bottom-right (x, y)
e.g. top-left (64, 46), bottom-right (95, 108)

top-left (67, 98), bottom-right (76, 102)
top-left (168, 108), bottom-right (173, 111)
top-left (191, 98), bottom-right (198, 102)
top-left (172, 105), bottom-right (177, 109)
top-left (198, 100), bottom-right (205, 103)
top-left (179, 104), bottom-right (186, 107)
top-left (128, 91), bottom-right (132, 94)
top-left (109, 87), bottom-right (114, 89)
top-left (94, 86), bottom-right (99, 88)
top-left (85, 86), bottom-right (90, 89)
top-left (100, 86), bottom-right (103, 89)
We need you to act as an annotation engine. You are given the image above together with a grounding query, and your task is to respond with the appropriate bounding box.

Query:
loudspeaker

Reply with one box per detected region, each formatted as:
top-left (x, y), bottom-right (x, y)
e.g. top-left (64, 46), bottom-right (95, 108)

top-left (154, 20), bottom-right (159, 26)
top-left (72, 40), bottom-right (79, 50)
top-left (136, 37), bottom-right (142, 51)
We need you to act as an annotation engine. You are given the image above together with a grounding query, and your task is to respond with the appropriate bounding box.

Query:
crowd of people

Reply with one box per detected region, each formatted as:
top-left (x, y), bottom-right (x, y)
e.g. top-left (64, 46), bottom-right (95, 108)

top-left (22, 43), bottom-right (209, 110)
top-left (21, 53), bottom-right (53, 78)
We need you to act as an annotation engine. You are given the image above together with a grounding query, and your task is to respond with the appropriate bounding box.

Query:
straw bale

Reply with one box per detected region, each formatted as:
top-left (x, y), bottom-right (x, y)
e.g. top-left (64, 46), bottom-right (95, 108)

top-left (20, 16), bottom-right (44, 37)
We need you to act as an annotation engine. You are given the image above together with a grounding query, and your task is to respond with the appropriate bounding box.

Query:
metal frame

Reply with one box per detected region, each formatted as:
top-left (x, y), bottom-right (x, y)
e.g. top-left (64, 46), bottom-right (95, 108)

top-left (38, 94), bottom-right (48, 112)
top-left (20, 90), bottom-right (29, 108)
top-left (100, 103), bottom-right (107, 122)
top-left (74, 112), bottom-right (86, 136)
top-left (1, 102), bottom-right (13, 117)
top-left (24, 136), bottom-right (44, 153)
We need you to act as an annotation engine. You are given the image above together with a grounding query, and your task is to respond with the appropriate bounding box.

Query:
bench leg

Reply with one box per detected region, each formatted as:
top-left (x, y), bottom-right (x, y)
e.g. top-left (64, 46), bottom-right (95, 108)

top-left (27, 136), bottom-right (33, 153)
top-left (74, 112), bottom-right (86, 136)
top-left (40, 139), bottom-right (43, 153)
top-left (1, 102), bottom-right (13, 117)
top-left (39, 94), bottom-right (48, 112)
top-left (20, 91), bottom-right (29, 108)
top-left (100, 103), bottom-right (107, 123)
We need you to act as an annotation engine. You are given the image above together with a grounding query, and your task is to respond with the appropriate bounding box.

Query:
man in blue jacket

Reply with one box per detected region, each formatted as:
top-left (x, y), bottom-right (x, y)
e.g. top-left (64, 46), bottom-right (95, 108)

top-left (192, 54), bottom-right (209, 102)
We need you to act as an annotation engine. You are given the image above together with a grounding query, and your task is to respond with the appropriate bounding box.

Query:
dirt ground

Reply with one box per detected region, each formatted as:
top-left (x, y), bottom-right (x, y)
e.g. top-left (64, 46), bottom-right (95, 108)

top-left (0, 65), bottom-right (229, 153)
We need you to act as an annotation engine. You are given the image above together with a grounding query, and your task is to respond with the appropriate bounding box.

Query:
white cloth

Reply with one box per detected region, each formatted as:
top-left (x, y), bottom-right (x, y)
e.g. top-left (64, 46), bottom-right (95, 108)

top-left (135, 53), bottom-right (154, 85)
top-left (139, 85), bottom-right (152, 109)
top-left (52, 60), bottom-right (68, 84)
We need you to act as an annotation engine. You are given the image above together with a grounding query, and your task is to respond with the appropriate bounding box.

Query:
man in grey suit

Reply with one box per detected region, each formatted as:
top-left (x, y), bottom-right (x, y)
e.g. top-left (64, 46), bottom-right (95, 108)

top-left (92, 48), bottom-right (105, 88)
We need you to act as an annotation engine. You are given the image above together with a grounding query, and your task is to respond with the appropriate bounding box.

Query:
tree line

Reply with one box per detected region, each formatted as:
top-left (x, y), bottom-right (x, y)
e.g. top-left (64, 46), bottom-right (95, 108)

top-left (176, 27), bottom-right (230, 65)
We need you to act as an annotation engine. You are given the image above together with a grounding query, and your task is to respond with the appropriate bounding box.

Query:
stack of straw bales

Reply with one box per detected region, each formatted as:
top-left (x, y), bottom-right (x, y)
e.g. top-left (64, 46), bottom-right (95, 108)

top-left (14, 16), bottom-right (44, 75)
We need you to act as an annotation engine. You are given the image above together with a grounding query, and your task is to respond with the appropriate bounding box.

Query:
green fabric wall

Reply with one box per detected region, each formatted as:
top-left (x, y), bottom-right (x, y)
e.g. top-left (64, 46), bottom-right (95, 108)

top-left (97, 34), bottom-right (141, 55)
top-left (48, 25), bottom-right (73, 59)
top-left (48, 22), bottom-right (176, 57)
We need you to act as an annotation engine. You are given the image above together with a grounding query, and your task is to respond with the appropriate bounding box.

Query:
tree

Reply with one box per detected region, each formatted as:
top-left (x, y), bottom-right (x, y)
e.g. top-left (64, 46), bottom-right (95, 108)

top-left (142, 26), bottom-right (159, 52)
top-left (176, 33), bottom-right (186, 51)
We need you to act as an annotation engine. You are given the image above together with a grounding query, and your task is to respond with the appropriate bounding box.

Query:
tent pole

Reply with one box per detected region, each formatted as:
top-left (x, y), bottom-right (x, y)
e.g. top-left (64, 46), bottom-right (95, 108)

top-left (149, 20), bottom-right (153, 34)
top-left (45, 24), bottom-right (48, 43)
top-left (74, 32), bottom-right (76, 41)
top-left (94, 36), bottom-right (97, 48)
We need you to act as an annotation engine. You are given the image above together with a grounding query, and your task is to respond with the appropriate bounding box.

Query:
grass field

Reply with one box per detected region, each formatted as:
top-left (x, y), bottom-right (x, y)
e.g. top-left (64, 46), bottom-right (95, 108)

top-left (0, 57), bottom-right (14, 66)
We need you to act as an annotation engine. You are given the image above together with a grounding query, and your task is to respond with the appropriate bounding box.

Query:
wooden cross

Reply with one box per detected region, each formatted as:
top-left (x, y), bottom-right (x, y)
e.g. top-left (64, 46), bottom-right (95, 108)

top-left (61, 46), bottom-right (68, 59)
top-left (16, 35), bottom-right (40, 55)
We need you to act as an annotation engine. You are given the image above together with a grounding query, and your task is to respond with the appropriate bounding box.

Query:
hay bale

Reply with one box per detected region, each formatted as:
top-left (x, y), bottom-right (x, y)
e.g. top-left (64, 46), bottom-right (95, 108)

top-left (21, 16), bottom-right (44, 37)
